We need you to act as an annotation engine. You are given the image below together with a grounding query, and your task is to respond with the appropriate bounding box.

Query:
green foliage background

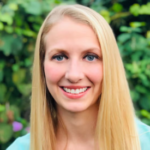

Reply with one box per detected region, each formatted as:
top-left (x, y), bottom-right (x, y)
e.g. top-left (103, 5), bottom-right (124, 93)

top-left (0, 0), bottom-right (150, 149)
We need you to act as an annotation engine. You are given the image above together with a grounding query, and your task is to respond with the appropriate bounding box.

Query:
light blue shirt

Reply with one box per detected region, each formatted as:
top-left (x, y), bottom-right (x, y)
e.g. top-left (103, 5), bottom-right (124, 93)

top-left (7, 119), bottom-right (150, 150)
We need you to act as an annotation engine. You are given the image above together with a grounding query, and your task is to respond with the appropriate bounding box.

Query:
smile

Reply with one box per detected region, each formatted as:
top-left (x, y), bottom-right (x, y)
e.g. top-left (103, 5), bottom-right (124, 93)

top-left (63, 87), bottom-right (88, 94)
top-left (60, 86), bottom-right (90, 99)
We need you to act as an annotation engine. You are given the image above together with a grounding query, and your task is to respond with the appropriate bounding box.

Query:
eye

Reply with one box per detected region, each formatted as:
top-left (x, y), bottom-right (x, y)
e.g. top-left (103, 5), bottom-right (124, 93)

top-left (84, 54), bottom-right (98, 61)
top-left (52, 54), bottom-right (67, 61)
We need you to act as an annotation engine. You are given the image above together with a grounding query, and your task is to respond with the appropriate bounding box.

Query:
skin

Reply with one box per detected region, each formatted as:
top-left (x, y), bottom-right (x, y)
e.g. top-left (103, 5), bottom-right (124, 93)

top-left (44, 17), bottom-right (103, 150)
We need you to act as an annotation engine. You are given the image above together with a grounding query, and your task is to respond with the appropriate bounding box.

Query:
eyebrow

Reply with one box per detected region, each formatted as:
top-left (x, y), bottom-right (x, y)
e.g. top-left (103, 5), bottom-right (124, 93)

top-left (47, 49), bottom-right (68, 55)
top-left (47, 47), bottom-right (102, 56)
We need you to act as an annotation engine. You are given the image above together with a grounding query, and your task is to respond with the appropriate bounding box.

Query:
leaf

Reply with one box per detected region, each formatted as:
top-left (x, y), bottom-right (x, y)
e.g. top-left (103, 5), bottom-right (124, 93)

top-left (120, 26), bottom-right (131, 32)
top-left (141, 118), bottom-right (150, 126)
top-left (131, 51), bottom-right (142, 61)
top-left (0, 104), bottom-right (5, 112)
top-left (5, 26), bottom-right (14, 33)
top-left (132, 28), bottom-right (142, 33)
top-left (136, 85), bottom-right (147, 94)
top-left (138, 74), bottom-right (149, 87)
top-left (146, 31), bottom-right (150, 38)
top-left (129, 4), bottom-right (140, 16)
top-left (0, 35), bottom-right (12, 56)
top-left (12, 64), bottom-right (20, 72)
top-left (0, 61), bottom-right (5, 70)
top-left (130, 22), bottom-right (146, 28)
top-left (0, 35), bottom-right (23, 56)
top-left (25, 58), bottom-right (32, 67)
top-left (22, 29), bottom-right (36, 37)
top-left (139, 97), bottom-right (150, 110)
top-left (112, 3), bottom-right (123, 12)
top-left (10, 105), bottom-right (20, 119)
top-left (0, 111), bottom-right (8, 123)
top-left (131, 34), bottom-right (148, 50)
top-left (130, 90), bottom-right (140, 102)
top-left (17, 84), bottom-right (31, 96)
top-left (140, 110), bottom-right (150, 119)
top-left (0, 123), bottom-right (13, 143)
top-left (0, 13), bottom-right (13, 25)
top-left (120, 26), bottom-right (142, 34)
top-left (32, 24), bottom-right (40, 32)
top-left (117, 33), bottom-right (131, 43)
top-left (100, 10), bottom-right (110, 23)
top-left (139, 3), bottom-right (150, 15)
top-left (23, 1), bottom-right (42, 15)
top-left (82, 0), bottom-right (91, 5)
top-left (0, 22), bottom-right (4, 30)
top-left (9, 3), bottom-right (18, 11)
top-left (14, 27), bottom-right (23, 35)
top-left (0, 70), bottom-right (4, 82)
top-left (12, 69), bottom-right (26, 85)
top-left (0, 84), bottom-right (7, 103)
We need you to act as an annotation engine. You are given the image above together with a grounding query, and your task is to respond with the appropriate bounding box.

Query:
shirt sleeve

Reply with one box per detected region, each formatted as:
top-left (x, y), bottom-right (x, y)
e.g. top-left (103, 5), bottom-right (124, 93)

top-left (6, 133), bottom-right (30, 150)
top-left (136, 118), bottom-right (150, 150)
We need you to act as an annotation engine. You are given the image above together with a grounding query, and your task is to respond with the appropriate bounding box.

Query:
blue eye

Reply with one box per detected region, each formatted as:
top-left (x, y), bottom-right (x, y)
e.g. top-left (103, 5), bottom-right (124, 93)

top-left (52, 54), bottom-right (98, 61)
top-left (52, 55), bottom-right (66, 61)
top-left (85, 55), bottom-right (97, 61)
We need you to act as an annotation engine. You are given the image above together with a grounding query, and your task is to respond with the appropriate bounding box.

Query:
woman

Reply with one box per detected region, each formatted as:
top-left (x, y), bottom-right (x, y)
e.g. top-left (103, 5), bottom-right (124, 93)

top-left (7, 4), bottom-right (150, 150)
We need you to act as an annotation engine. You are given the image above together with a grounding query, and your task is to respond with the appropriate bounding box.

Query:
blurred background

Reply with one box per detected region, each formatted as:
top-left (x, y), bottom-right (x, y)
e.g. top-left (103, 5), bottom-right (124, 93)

top-left (0, 0), bottom-right (150, 149)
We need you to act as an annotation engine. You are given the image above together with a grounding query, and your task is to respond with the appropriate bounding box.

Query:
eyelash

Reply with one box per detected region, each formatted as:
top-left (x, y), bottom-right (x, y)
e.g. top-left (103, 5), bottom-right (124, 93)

top-left (52, 54), bottom-right (99, 61)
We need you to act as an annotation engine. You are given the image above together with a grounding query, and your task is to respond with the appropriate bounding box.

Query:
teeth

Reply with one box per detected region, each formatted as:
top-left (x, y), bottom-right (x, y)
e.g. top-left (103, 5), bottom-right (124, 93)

top-left (63, 87), bottom-right (88, 94)
top-left (79, 89), bottom-right (82, 93)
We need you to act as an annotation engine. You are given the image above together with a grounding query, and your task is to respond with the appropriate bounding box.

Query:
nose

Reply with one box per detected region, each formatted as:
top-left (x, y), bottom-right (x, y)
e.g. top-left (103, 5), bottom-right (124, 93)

top-left (65, 60), bottom-right (84, 83)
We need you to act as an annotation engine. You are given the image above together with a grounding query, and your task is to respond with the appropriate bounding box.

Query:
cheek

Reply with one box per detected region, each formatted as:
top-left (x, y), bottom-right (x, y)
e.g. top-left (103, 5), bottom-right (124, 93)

top-left (86, 64), bottom-right (103, 83)
top-left (44, 62), bottom-right (64, 83)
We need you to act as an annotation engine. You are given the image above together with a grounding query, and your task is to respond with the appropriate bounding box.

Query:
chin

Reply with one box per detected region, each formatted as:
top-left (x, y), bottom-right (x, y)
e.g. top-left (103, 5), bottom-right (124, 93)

top-left (64, 105), bottom-right (89, 113)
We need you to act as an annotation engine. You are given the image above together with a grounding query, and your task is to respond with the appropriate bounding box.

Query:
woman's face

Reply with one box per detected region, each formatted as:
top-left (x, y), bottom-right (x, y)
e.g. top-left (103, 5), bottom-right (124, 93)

top-left (44, 17), bottom-right (103, 113)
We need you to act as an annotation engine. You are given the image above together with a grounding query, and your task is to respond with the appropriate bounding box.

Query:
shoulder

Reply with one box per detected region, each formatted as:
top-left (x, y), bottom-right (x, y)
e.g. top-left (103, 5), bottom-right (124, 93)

top-left (135, 118), bottom-right (150, 150)
top-left (6, 133), bottom-right (30, 150)
top-left (6, 120), bottom-right (150, 150)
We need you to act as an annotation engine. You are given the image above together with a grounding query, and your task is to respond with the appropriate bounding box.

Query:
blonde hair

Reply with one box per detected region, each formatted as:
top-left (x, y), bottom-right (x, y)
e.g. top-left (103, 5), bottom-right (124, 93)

top-left (30, 4), bottom-right (141, 150)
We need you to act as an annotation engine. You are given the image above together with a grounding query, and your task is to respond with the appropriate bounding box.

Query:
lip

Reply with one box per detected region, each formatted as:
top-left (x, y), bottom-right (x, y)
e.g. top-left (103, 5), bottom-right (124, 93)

top-left (60, 86), bottom-right (90, 99)
top-left (60, 86), bottom-right (90, 89)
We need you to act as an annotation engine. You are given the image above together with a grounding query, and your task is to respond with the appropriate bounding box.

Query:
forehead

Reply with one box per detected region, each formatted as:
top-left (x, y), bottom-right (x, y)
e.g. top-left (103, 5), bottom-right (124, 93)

top-left (44, 17), bottom-right (100, 51)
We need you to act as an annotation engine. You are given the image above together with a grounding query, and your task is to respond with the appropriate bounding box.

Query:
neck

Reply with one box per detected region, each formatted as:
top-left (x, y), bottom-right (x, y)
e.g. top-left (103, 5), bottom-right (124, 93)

top-left (56, 102), bottom-right (99, 143)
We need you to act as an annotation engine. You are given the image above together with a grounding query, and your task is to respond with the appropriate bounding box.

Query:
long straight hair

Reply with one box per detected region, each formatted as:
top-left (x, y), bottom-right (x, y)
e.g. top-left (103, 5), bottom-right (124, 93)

top-left (30, 4), bottom-right (141, 150)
